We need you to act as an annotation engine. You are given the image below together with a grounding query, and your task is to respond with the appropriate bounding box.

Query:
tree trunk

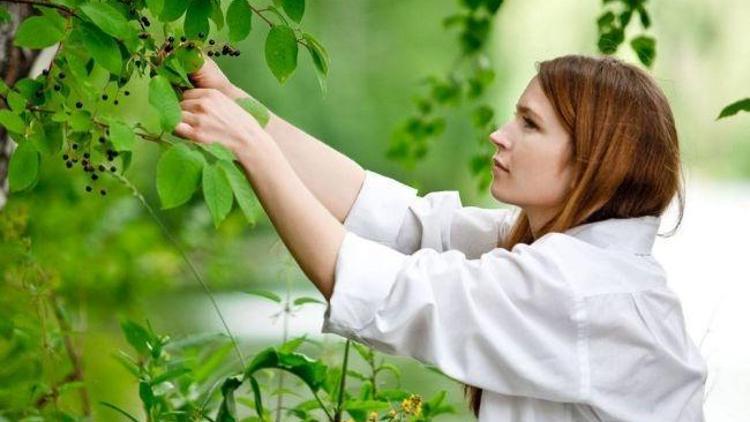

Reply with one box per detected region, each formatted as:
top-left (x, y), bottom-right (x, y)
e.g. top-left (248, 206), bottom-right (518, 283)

top-left (0, 3), bottom-right (41, 210)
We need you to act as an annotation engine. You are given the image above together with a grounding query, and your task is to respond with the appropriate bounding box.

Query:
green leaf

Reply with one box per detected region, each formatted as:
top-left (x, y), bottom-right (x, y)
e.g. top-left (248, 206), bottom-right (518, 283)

top-left (7, 90), bottom-right (26, 113)
top-left (216, 376), bottom-right (243, 422)
top-left (8, 141), bottom-right (40, 192)
top-left (151, 367), bottom-right (191, 385)
top-left (219, 160), bottom-right (260, 225)
top-left (278, 335), bottom-right (307, 354)
top-left (202, 162), bottom-right (234, 228)
top-left (175, 46), bottom-right (204, 74)
top-left (717, 98), bottom-right (750, 120)
top-left (156, 143), bottom-right (205, 209)
top-left (79, 2), bottom-right (133, 40)
top-left (630, 35), bottom-right (656, 67)
top-left (120, 320), bottom-right (152, 355)
top-left (146, 0), bottom-right (165, 17)
top-left (79, 21), bottom-right (122, 75)
top-left (281, 0), bottom-right (305, 23)
top-left (69, 110), bottom-right (92, 132)
top-left (139, 381), bottom-right (155, 411)
top-left (30, 120), bottom-right (63, 156)
top-left (248, 376), bottom-right (264, 419)
top-left (245, 347), bottom-right (328, 394)
top-left (227, 0), bottom-right (252, 43)
top-left (210, 0), bottom-right (225, 30)
top-left (301, 32), bottom-right (329, 94)
top-left (201, 143), bottom-right (235, 161)
top-left (14, 15), bottom-right (65, 49)
top-left (0, 110), bottom-right (25, 133)
top-left (194, 342), bottom-right (234, 382)
top-left (160, 0), bottom-right (189, 22)
top-left (184, 0), bottom-right (212, 39)
top-left (264, 25), bottom-right (298, 84)
top-left (244, 289), bottom-right (281, 303)
top-left (235, 97), bottom-right (270, 128)
top-left (149, 75), bottom-right (182, 132)
top-left (109, 121), bottom-right (136, 152)
top-left (99, 401), bottom-right (139, 422)
top-left (293, 297), bottom-right (324, 307)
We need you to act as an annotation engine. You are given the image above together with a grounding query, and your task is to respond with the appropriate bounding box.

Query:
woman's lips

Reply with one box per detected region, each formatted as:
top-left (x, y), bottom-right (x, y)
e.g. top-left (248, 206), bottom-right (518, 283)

top-left (493, 157), bottom-right (510, 172)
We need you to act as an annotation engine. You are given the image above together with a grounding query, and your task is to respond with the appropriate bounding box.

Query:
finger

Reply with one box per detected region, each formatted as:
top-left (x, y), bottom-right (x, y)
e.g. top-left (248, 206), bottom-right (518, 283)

top-left (182, 88), bottom-right (216, 100)
top-left (180, 100), bottom-right (203, 114)
top-left (174, 122), bottom-right (198, 141)
top-left (181, 110), bottom-right (199, 125)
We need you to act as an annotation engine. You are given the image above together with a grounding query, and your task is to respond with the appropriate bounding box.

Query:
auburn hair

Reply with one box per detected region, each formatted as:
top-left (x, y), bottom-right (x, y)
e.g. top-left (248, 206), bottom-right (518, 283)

top-left (463, 54), bottom-right (686, 417)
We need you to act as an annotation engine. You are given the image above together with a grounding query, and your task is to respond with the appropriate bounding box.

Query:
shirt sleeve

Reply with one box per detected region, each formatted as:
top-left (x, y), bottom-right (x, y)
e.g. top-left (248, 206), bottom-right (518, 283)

top-left (344, 170), bottom-right (516, 257)
top-left (321, 231), bottom-right (584, 403)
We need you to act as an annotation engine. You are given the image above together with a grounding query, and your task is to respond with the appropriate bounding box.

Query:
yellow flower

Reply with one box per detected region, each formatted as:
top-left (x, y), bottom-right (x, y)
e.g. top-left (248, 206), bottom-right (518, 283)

top-left (367, 411), bottom-right (379, 421)
top-left (400, 394), bottom-right (423, 417)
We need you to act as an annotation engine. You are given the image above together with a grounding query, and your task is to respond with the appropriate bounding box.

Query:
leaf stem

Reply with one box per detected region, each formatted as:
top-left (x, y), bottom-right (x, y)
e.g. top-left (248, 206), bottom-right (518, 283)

top-left (334, 340), bottom-right (351, 422)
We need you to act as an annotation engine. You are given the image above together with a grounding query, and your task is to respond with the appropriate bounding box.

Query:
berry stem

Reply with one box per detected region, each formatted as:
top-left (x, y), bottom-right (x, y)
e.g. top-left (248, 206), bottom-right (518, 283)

top-left (112, 173), bottom-right (247, 369)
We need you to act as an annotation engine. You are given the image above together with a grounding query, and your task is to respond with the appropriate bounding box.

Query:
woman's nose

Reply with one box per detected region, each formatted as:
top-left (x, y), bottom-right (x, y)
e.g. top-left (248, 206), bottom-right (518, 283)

top-left (489, 127), bottom-right (511, 150)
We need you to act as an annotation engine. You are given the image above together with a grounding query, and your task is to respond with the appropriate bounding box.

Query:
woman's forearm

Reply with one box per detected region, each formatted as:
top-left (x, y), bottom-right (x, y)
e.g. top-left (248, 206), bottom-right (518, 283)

top-left (225, 85), bottom-right (365, 223)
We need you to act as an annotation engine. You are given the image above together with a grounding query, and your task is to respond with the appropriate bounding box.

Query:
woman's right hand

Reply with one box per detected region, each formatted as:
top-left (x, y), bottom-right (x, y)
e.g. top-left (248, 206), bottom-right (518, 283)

top-left (189, 55), bottom-right (244, 99)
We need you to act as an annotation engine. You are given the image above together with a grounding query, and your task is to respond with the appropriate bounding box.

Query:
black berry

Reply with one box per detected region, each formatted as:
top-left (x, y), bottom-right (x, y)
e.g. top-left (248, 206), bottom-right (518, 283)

top-left (100, 189), bottom-right (107, 196)
top-left (180, 36), bottom-right (187, 42)
top-left (66, 161), bottom-right (73, 168)
top-left (91, 174), bottom-right (98, 181)
top-left (86, 186), bottom-right (92, 192)
top-left (98, 165), bottom-right (106, 172)
top-left (72, 143), bottom-right (78, 150)
top-left (83, 152), bottom-right (90, 159)
top-left (198, 32), bottom-right (205, 39)
top-left (75, 101), bottom-right (83, 109)
top-left (99, 136), bottom-right (106, 144)
top-left (110, 166), bottom-right (116, 172)
top-left (58, 72), bottom-right (65, 79)
top-left (54, 84), bottom-right (61, 91)
top-left (42, 69), bottom-right (49, 76)
top-left (124, 91), bottom-right (130, 96)
top-left (209, 39), bottom-right (216, 45)
top-left (114, 100), bottom-right (119, 105)
top-left (102, 94), bottom-right (108, 100)
top-left (168, 36), bottom-right (175, 43)
top-left (62, 154), bottom-right (69, 160)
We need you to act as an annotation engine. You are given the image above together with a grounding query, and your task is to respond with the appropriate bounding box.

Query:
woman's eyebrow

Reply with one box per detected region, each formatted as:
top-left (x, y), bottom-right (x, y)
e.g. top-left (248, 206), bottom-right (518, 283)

top-left (515, 103), bottom-right (544, 125)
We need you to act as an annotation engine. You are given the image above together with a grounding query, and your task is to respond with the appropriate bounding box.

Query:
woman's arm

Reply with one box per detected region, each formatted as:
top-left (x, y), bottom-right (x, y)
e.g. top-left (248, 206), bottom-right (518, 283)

top-left (190, 57), bottom-right (365, 223)
top-left (233, 85), bottom-right (365, 223)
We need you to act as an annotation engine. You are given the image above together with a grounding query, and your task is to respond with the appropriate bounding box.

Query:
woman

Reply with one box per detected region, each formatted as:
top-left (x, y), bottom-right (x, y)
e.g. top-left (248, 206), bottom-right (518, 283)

top-left (176, 54), bottom-right (707, 421)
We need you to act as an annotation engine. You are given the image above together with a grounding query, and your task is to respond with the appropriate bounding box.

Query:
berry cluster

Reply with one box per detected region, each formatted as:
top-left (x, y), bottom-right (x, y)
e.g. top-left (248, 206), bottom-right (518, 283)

top-left (206, 40), bottom-right (241, 57)
top-left (60, 134), bottom-right (123, 197)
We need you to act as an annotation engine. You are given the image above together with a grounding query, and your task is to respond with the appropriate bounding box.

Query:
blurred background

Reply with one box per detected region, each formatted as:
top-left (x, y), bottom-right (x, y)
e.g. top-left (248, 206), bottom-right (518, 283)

top-left (2, 0), bottom-right (749, 420)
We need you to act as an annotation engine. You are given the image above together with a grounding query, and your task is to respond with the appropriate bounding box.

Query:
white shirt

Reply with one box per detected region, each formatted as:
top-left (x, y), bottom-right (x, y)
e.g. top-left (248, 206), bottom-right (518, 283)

top-left (321, 170), bottom-right (707, 421)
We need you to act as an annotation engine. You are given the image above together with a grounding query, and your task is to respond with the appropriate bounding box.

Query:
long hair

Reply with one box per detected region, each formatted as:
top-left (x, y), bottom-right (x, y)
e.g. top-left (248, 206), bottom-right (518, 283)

top-left (463, 54), bottom-right (686, 417)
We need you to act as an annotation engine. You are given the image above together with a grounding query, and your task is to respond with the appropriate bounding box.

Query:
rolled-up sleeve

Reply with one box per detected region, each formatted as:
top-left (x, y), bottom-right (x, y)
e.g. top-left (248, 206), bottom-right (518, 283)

top-left (322, 231), bottom-right (584, 403)
top-left (344, 170), bottom-right (514, 256)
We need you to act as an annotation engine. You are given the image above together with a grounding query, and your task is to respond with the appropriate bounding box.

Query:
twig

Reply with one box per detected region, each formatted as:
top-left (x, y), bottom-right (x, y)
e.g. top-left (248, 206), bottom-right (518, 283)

top-left (0, 0), bottom-right (79, 18)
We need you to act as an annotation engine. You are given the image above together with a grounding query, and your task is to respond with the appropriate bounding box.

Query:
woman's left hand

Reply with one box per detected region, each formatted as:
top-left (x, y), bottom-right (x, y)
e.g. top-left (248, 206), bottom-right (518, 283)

top-left (175, 88), bottom-right (272, 158)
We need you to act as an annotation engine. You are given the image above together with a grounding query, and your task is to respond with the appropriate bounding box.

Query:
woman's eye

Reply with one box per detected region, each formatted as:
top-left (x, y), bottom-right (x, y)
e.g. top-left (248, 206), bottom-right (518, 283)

top-left (522, 117), bottom-right (537, 130)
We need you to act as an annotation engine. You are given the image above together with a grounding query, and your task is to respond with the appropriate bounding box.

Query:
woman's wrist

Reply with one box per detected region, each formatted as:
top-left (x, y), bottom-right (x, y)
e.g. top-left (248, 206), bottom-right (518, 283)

top-left (222, 83), bottom-right (249, 101)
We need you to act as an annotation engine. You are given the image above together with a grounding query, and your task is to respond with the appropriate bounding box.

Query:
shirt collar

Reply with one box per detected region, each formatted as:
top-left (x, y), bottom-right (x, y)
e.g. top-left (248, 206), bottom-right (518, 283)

top-left (563, 215), bottom-right (662, 255)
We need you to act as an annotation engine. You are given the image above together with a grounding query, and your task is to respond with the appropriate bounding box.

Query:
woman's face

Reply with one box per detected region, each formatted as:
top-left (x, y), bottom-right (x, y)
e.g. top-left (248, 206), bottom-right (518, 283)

top-left (488, 75), bottom-right (575, 225)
